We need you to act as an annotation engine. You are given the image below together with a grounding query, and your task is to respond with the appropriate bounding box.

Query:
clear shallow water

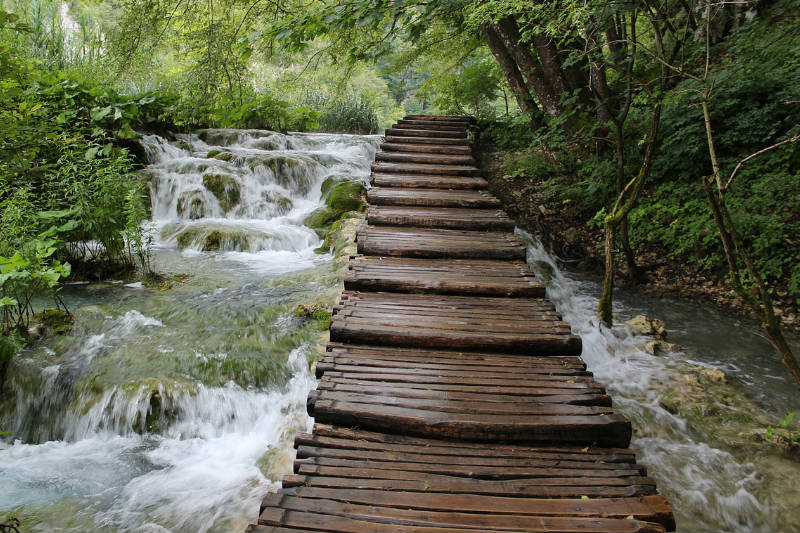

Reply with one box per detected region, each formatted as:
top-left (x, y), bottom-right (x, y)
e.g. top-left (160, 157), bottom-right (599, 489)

top-left (0, 130), bottom-right (380, 532)
top-left (522, 232), bottom-right (800, 532)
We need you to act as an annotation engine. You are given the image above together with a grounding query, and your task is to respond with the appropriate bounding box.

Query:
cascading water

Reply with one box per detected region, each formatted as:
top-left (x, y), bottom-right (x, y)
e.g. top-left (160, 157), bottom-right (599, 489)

top-left (0, 130), bottom-right (380, 532)
top-left (519, 230), bottom-right (800, 532)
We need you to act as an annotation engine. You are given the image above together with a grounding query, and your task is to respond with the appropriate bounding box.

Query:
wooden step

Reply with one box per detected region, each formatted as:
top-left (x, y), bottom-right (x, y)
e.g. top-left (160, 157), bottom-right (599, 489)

top-left (380, 143), bottom-right (473, 155)
top-left (366, 206), bottom-right (514, 231)
top-left (257, 492), bottom-right (668, 532)
top-left (384, 135), bottom-right (469, 146)
top-left (344, 256), bottom-right (543, 296)
top-left (372, 162), bottom-right (481, 177)
top-left (395, 119), bottom-right (466, 131)
top-left (330, 291), bottom-right (583, 356)
top-left (367, 188), bottom-right (500, 208)
top-left (375, 151), bottom-right (476, 165)
top-left (385, 128), bottom-right (467, 139)
top-left (246, 112), bottom-right (675, 533)
top-left (356, 226), bottom-right (526, 260)
top-left (370, 173), bottom-right (488, 190)
top-left (405, 114), bottom-right (475, 123)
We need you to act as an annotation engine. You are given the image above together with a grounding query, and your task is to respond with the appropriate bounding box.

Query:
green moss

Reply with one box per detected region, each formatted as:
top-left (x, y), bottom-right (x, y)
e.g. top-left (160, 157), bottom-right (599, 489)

top-left (30, 309), bottom-right (74, 336)
top-left (176, 191), bottom-right (205, 220)
top-left (202, 173), bottom-right (241, 212)
top-left (206, 149), bottom-right (221, 158)
top-left (263, 191), bottom-right (293, 215)
top-left (326, 181), bottom-right (365, 213)
top-left (304, 179), bottom-right (366, 241)
top-left (0, 332), bottom-right (23, 366)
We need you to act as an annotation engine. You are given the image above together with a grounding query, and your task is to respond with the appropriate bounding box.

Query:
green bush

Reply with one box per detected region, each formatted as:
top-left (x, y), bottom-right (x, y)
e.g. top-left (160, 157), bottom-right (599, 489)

top-left (308, 93), bottom-right (380, 134)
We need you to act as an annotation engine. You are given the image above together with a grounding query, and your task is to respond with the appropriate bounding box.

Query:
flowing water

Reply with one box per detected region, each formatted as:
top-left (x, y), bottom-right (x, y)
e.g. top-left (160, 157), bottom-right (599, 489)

top-left (1, 130), bottom-right (798, 532)
top-left (0, 130), bottom-right (380, 532)
top-left (521, 232), bottom-right (800, 533)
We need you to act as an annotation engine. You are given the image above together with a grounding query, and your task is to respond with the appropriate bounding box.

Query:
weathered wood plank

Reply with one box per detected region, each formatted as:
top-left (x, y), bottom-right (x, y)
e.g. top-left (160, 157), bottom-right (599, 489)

top-left (371, 161), bottom-right (481, 176)
top-left (375, 152), bottom-right (477, 165)
top-left (384, 135), bottom-right (469, 146)
top-left (385, 127), bottom-right (468, 139)
top-left (257, 505), bottom-right (666, 533)
top-left (370, 173), bottom-right (488, 189)
top-left (367, 188), bottom-right (500, 208)
top-left (380, 142), bottom-right (473, 155)
top-left (357, 226), bottom-right (526, 259)
top-left (263, 490), bottom-right (674, 529)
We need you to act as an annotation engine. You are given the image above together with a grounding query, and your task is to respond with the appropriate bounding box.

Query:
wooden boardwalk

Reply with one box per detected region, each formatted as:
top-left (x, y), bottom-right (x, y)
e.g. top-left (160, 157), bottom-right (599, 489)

top-left (246, 115), bottom-right (675, 533)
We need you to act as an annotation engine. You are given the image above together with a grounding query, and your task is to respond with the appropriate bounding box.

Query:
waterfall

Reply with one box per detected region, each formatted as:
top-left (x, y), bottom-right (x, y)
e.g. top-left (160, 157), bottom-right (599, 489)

top-left (0, 129), bottom-right (381, 533)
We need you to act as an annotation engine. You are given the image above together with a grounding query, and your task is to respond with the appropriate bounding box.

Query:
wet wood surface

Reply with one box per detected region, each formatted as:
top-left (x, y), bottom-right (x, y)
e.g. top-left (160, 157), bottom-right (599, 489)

top-left (246, 115), bottom-right (674, 533)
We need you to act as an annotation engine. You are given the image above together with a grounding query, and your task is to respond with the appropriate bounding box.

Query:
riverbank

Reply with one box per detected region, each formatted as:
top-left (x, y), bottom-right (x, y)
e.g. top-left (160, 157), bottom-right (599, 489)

top-left (481, 150), bottom-right (800, 335)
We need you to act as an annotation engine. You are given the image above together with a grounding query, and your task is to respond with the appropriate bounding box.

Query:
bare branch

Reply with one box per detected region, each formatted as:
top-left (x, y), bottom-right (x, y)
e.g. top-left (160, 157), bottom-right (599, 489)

top-left (724, 134), bottom-right (800, 191)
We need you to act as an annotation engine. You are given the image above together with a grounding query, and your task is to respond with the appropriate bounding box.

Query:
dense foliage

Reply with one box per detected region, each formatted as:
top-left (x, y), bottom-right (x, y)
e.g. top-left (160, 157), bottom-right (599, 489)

top-left (1, 0), bottom-right (798, 380)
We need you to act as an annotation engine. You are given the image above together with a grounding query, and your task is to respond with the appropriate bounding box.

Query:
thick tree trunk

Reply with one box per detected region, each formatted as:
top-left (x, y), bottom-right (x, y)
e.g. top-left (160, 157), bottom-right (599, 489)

top-left (494, 17), bottom-right (562, 119)
top-left (482, 24), bottom-right (543, 129)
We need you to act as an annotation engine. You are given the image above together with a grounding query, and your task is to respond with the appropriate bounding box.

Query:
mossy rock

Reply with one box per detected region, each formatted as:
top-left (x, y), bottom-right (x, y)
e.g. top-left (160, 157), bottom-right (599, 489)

top-left (174, 226), bottom-right (257, 252)
top-left (304, 207), bottom-right (342, 234)
top-left (176, 191), bottom-right (206, 220)
top-left (202, 173), bottom-right (241, 212)
top-left (30, 309), bottom-right (74, 337)
top-left (210, 151), bottom-right (234, 162)
top-left (263, 191), bottom-right (294, 216)
top-left (325, 181), bottom-right (365, 213)
top-left (304, 180), bottom-right (366, 236)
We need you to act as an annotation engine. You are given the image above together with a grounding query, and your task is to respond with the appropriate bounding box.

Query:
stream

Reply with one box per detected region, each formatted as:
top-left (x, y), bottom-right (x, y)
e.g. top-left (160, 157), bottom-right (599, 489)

top-left (1, 129), bottom-right (799, 533)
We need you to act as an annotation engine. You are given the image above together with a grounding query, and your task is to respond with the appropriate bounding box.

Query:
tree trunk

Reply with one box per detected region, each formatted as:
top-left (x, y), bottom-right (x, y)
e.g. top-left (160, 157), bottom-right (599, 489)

top-left (597, 222), bottom-right (616, 327)
top-left (613, 121), bottom-right (639, 280)
top-left (494, 17), bottom-right (562, 119)
top-left (482, 24), bottom-right (543, 129)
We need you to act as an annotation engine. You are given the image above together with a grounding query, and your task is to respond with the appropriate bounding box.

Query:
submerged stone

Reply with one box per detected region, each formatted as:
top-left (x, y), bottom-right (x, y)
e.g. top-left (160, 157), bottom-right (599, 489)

top-left (626, 314), bottom-right (667, 339)
top-left (202, 173), bottom-right (241, 213)
top-left (176, 191), bottom-right (206, 220)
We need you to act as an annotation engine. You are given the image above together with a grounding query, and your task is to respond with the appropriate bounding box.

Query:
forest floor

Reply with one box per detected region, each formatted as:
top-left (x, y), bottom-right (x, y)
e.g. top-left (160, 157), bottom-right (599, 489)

top-left (482, 152), bottom-right (800, 336)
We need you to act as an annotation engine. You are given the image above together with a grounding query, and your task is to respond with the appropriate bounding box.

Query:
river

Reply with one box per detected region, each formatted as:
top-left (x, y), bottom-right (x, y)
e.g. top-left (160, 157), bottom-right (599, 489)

top-left (1, 129), bottom-right (798, 532)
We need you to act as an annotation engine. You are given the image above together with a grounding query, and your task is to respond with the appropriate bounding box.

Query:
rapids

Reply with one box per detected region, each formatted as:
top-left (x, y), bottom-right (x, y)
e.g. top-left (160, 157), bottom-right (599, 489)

top-left (0, 130), bottom-right (380, 532)
top-left (1, 129), bottom-right (798, 532)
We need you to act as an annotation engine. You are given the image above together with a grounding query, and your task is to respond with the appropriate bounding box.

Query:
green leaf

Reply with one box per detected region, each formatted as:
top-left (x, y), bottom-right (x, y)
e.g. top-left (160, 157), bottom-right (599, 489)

top-left (85, 146), bottom-right (100, 160)
top-left (90, 105), bottom-right (113, 121)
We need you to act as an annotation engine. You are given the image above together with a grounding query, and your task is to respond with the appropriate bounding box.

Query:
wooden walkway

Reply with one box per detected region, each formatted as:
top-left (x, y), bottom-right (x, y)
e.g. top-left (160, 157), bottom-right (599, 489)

top-left (246, 115), bottom-right (675, 533)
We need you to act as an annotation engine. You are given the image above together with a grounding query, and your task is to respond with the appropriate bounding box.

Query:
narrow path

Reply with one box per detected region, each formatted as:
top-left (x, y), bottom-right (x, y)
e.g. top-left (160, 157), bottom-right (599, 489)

top-left (246, 115), bottom-right (675, 533)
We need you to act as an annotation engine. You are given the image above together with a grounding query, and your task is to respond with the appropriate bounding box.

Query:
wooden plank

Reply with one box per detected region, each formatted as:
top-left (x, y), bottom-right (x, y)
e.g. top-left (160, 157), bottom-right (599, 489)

top-left (282, 473), bottom-right (659, 499)
top-left (404, 114), bottom-right (475, 122)
top-left (384, 135), bottom-right (469, 146)
top-left (385, 127), bottom-right (468, 139)
top-left (295, 431), bottom-right (634, 461)
top-left (380, 143), bottom-right (473, 155)
top-left (396, 119), bottom-right (469, 129)
top-left (366, 206), bottom-right (515, 231)
top-left (357, 227), bottom-right (526, 260)
top-left (265, 489), bottom-right (675, 529)
top-left (367, 188), bottom-right (500, 208)
top-left (309, 399), bottom-right (631, 446)
top-left (370, 173), bottom-right (488, 189)
top-left (324, 344), bottom-right (586, 369)
top-left (375, 152), bottom-right (476, 166)
top-left (371, 162), bottom-right (481, 176)
top-left (257, 504), bottom-right (666, 533)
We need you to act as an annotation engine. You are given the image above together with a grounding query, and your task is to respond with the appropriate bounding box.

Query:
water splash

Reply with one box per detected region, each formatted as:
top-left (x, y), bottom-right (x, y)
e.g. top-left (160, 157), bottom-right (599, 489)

top-left (518, 230), bottom-right (771, 532)
top-left (0, 128), bottom-right (379, 532)
top-left (140, 130), bottom-right (380, 261)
